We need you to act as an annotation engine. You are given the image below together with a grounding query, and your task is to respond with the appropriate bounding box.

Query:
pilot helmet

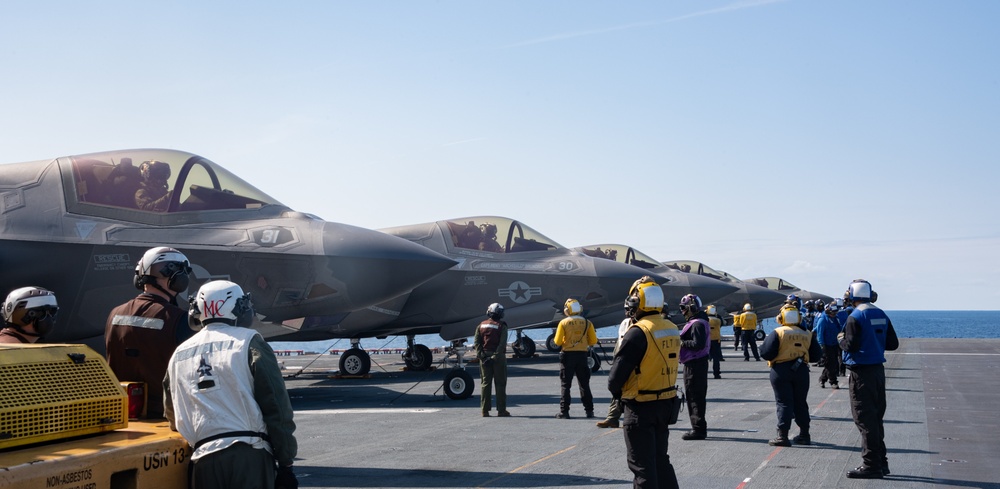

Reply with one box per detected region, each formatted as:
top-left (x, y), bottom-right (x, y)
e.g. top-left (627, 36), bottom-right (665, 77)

top-left (486, 302), bottom-right (505, 320)
top-left (679, 294), bottom-right (702, 316)
top-left (847, 279), bottom-right (877, 303)
top-left (564, 298), bottom-right (582, 317)
top-left (743, 303), bottom-right (753, 312)
top-left (134, 246), bottom-right (192, 293)
top-left (778, 305), bottom-right (801, 326)
top-left (627, 277), bottom-right (664, 314)
top-left (706, 304), bottom-right (717, 316)
top-left (2, 286), bottom-right (58, 336)
top-left (480, 223), bottom-right (498, 239)
top-left (139, 160), bottom-right (171, 184)
top-left (190, 280), bottom-right (254, 330)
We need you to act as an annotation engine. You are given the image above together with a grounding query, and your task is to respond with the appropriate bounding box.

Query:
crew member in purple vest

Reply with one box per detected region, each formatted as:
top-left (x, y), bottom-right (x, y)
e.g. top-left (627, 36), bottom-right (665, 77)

top-left (678, 294), bottom-right (710, 440)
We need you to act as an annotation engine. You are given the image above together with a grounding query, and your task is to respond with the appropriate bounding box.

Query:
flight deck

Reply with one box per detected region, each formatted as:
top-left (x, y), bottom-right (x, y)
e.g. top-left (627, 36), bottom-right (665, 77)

top-left (278, 338), bottom-right (1000, 488)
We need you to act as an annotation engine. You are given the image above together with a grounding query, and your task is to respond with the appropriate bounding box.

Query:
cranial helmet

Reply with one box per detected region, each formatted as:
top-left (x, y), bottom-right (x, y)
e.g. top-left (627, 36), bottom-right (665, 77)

top-left (486, 302), bottom-right (505, 320)
top-left (778, 306), bottom-right (802, 326)
top-left (679, 294), bottom-right (702, 316)
top-left (847, 279), bottom-right (877, 303)
top-left (564, 298), bottom-right (582, 317)
top-left (627, 276), bottom-right (664, 314)
top-left (743, 303), bottom-right (753, 312)
top-left (706, 304), bottom-right (717, 316)
top-left (139, 160), bottom-right (171, 183)
top-left (190, 280), bottom-right (254, 329)
top-left (2, 286), bottom-right (59, 335)
top-left (785, 294), bottom-right (802, 309)
top-left (804, 300), bottom-right (815, 311)
top-left (134, 246), bottom-right (192, 292)
top-left (815, 299), bottom-right (825, 311)
top-left (825, 301), bottom-right (840, 314)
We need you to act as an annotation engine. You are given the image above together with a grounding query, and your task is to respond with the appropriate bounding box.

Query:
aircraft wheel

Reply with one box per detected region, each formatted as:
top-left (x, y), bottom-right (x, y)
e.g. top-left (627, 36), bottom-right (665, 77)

top-left (443, 370), bottom-right (474, 400)
top-left (512, 336), bottom-right (536, 358)
top-left (754, 330), bottom-right (766, 342)
top-left (339, 348), bottom-right (371, 376)
top-left (545, 333), bottom-right (561, 353)
top-left (588, 349), bottom-right (603, 373)
top-left (403, 344), bottom-right (433, 371)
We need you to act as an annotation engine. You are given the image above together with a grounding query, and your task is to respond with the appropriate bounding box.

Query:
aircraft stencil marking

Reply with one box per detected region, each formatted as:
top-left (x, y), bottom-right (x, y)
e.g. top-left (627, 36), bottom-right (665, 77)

top-left (75, 221), bottom-right (96, 239)
top-left (498, 281), bottom-right (541, 304)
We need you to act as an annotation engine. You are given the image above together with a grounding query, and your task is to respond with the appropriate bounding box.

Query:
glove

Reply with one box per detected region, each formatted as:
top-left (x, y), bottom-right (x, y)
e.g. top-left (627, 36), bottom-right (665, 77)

top-left (275, 465), bottom-right (298, 489)
top-left (836, 332), bottom-right (845, 343)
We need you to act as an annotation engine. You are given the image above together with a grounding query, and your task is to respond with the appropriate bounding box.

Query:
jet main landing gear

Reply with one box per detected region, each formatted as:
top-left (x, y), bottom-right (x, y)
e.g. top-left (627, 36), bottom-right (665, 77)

top-left (440, 339), bottom-right (474, 400)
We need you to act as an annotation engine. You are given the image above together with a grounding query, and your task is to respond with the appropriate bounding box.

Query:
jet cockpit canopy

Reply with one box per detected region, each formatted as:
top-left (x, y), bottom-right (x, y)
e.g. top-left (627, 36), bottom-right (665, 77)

top-left (663, 260), bottom-right (743, 283)
top-left (578, 244), bottom-right (661, 270)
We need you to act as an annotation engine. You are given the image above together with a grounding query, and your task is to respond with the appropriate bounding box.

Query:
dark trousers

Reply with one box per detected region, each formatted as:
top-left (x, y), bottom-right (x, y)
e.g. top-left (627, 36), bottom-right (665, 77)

top-left (683, 356), bottom-right (709, 433)
top-left (709, 340), bottom-right (722, 376)
top-left (741, 330), bottom-right (760, 360)
top-left (479, 357), bottom-right (507, 413)
top-left (849, 364), bottom-right (888, 469)
top-left (733, 327), bottom-right (741, 350)
top-left (769, 362), bottom-right (811, 431)
top-left (623, 399), bottom-right (679, 489)
top-left (818, 345), bottom-right (840, 386)
top-left (191, 442), bottom-right (275, 489)
top-left (559, 350), bottom-right (594, 414)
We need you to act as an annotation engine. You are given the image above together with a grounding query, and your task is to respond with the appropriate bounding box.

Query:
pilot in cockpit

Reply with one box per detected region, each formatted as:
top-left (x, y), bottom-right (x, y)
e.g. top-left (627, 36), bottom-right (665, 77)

top-left (479, 223), bottom-right (504, 253)
top-left (135, 160), bottom-right (172, 212)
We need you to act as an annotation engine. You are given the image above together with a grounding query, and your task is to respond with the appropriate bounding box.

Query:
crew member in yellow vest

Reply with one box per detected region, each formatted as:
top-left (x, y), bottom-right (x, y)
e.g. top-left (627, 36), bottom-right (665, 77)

top-left (706, 304), bottom-right (724, 379)
top-left (608, 277), bottom-right (681, 488)
top-left (760, 304), bottom-right (823, 447)
top-left (553, 298), bottom-right (598, 419)
top-left (734, 303), bottom-right (761, 361)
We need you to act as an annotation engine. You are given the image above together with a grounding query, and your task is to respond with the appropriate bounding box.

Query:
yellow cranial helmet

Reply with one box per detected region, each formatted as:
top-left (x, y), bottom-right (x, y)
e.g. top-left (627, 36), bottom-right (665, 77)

top-left (564, 298), bottom-right (582, 316)
top-left (778, 305), bottom-right (801, 326)
top-left (627, 277), bottom-right (664, 313)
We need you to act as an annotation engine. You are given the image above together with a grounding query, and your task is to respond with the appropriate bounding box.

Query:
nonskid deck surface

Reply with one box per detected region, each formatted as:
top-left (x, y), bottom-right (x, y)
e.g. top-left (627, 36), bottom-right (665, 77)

top-left (279, 338), bottom-right (1000, 489)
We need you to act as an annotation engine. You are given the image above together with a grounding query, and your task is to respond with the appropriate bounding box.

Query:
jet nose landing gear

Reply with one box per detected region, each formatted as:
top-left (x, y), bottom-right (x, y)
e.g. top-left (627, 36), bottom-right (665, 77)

top-left (440, 339), bottom-right (474, 400)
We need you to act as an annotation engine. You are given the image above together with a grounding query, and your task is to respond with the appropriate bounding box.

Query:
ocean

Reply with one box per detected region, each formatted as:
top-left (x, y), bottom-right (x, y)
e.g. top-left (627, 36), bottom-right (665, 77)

top-left (269, 310), bottom-right (1000, 354)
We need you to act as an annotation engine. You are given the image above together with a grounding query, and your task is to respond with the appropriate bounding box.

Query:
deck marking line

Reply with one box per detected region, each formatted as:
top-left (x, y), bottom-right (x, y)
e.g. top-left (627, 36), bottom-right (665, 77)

top-left (477, 444), bottom-right (578, 487)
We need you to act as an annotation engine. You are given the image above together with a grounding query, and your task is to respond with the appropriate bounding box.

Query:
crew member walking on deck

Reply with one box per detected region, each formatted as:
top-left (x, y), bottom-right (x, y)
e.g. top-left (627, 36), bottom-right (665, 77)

top-left (597, 316), bottom-right (633, 428)
top-left (554, 298), bottom-right (598, 418)
top-left (760, 304), bottom-right (823, 446)
top-left (608, 277), bottom-right (681, 488)
top-left (1, 287), bottom-right (58, 344)
top-left (706, 304), bottom-right (724, 379)
top-left (474, 303), bottom-right (510, 417)
top-left (815, 301), bottom-right (842, 389)
top-left (678, 294), bottom-right (710, 440)
top-left (734, 303), bottom-right (760, 361)
top-left (839, 279), bottom-right (899, 479)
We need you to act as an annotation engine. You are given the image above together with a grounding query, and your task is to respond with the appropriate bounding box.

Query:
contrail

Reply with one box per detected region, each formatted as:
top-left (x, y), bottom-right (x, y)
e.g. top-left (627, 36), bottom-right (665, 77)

top-left (503, 0), bottom-right (789, 49)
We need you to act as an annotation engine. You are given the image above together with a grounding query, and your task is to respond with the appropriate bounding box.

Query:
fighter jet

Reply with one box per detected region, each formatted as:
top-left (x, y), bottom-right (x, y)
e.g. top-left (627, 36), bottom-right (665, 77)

top-left (278, 217), bottom-right (672, 396)
top-left (661, 260), bottom-right (787, 336)
top-left (0, 149), bottom-right (456, 350)
top-left (746, 277), bottom-right (835, 305)
top-left (572, 243), bottom-right (738, 329)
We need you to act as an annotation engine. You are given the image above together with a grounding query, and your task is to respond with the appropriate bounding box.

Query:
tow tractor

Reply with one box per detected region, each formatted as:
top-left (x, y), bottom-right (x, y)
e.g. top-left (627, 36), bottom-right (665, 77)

top-left (0, 344), bottom-right (189, 489)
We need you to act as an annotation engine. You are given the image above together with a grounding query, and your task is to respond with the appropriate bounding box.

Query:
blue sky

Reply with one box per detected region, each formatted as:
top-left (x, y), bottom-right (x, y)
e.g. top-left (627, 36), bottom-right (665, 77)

top-left (2, 1), bottom-right (998, 310)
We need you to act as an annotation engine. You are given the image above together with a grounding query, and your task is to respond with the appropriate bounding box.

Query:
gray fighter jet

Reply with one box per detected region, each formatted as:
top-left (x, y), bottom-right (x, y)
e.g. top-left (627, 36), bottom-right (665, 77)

top-left (746, 276), bottom-right (835, 305)
top-left (572, 243), bottom-right (739, 330)
top-left (0, 149), bottom-right (456, 350)
top-left (276, 217), bottom-right (680, 397)
top-left (662, 260), bottom-right (787, 337)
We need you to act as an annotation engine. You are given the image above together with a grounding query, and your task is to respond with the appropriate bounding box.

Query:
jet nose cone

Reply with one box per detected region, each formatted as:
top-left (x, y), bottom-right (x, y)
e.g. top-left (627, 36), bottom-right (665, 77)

top-left (682, 274), bottom-right (740, 304)
top-left (745, 283), bottom-right (786, 311)
top-left (322, 222), bottom-right (456, 310)
top-left (591, 258), bottom-right (654, 302)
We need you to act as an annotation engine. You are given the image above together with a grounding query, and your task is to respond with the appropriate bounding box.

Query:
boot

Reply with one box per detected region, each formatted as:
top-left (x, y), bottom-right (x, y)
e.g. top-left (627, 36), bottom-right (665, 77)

top-left (792, 428), bottom-right (811, 445)
top-left (596, 418), bottom-right (619, 428)
top-left (768, 428), bottom-right (791, 447)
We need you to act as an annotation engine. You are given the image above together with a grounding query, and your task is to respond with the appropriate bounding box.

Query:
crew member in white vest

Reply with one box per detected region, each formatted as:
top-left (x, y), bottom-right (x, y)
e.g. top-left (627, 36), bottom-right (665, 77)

top-left (164, 280), bottom-right (298, 489)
